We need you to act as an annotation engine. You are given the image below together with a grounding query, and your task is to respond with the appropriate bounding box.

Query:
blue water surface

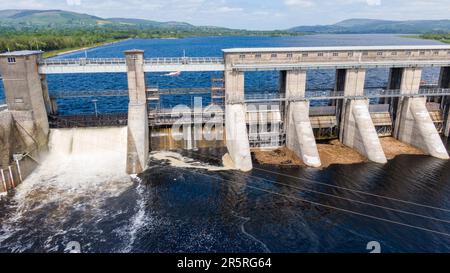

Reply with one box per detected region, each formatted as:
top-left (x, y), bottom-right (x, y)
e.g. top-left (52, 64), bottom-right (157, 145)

top-left (0, 34), bottom-right (443, 113)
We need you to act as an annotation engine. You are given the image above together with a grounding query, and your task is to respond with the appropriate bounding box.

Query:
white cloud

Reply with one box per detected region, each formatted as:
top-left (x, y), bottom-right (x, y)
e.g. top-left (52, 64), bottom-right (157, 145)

top-left (66, 0), bottom-right (81, 6)
top-left (366, 0), bottom-right (381, 6)
top-left (0, 0), bottom-right (449, 30)
top-left (284, 0), bottom-right (315, 8)
top-left (215, 6), bottom-right (243, 13)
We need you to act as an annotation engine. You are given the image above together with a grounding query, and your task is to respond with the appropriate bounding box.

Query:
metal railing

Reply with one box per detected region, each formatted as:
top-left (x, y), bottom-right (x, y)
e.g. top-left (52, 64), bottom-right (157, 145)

top-left (419, 88), bottom-right (450, 96)
top-left (47, 86), bottom-right (450, 107)
top-left (155, 87), bottom-right (212, 95)
top-left (40, 57), bottom-right (224, 66)
top-left (50, 90), bottom-right (128, 99)
top-left (232, 59), bottom-right (450, 71)
top-left (145, 57), bottom-right (224, 65)
top-left (49, 87), bottom-right (213, 99)
top-left (149, 110), bottom-right (225, 126)
top-left (234, 88), bottom-right (450, 103)
top-left (48, 113), bottom-right (128, 128)
top-left (40, 58), bottom-right (126, 66)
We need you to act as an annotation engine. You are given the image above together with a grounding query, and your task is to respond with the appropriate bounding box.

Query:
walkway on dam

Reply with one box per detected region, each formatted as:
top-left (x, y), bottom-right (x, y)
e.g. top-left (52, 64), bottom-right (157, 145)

top-left (48, 87), bottom-right (450, 101)
top-left (38, 57), bottom-right (450, 74)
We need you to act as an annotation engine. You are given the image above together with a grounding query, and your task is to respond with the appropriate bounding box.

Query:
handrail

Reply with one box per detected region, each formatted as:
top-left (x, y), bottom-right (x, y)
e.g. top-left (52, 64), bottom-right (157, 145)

top-left (40, 57), bottom-right (224, 66)
top-left (50, 90), bottom-right (128, 99)
top-left (233, 87), bottom-right (450, 103)
top-left (47, 87), bottom-right (450, 100)
top-left (49, 87), bottom-right (214, 98)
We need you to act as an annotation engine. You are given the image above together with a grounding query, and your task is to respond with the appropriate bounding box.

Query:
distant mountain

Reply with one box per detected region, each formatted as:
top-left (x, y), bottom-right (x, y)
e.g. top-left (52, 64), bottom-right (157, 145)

top-left (107, 18), bottom-right (196, 29)
top-left (0, 9), bottom-right (264, 35)
top-left (0, 9), bottom-right (106, 27)
top-left (0, 9), bottom-right (213, 30)
top-left (1, 10), bottom-right (449, 35)
top-left (0, 10), bottom-right (244, 31)
top-left (289, 19), bottom-right (450, 34)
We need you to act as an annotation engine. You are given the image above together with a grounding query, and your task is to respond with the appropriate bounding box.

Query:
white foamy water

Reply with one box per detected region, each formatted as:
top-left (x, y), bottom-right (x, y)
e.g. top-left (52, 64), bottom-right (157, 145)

top-left (149, 151), bottom-right (232, 171)
top-left (0, 127), bottom-right (134, 252)
top-left (16, 127), bottom-right (131, 199)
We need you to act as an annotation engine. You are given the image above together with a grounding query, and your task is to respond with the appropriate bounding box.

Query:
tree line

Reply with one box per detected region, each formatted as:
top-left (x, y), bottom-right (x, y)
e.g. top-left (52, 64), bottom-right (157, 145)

top-left (420, 33), bottom-right (450, 43)
top-left (0, 27), bottom-right (297, 53)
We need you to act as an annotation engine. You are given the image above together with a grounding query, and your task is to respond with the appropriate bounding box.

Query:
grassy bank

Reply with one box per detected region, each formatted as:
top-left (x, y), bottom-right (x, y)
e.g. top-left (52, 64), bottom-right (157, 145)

top-left (404, 34), bottom-right (450, 44)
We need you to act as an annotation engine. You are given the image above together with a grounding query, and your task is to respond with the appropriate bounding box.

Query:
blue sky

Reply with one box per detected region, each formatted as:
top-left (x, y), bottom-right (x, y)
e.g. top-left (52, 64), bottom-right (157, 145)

top-left (1, 0), bottom-right (450, 30)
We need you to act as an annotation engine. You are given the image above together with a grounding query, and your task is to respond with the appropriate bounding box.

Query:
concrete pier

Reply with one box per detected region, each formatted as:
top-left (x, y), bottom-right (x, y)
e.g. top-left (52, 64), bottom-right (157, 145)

top-left (225, 104), bottom-right (252, 172)
top-left (281, 70), bottom-right (321, 167)
top-left (286, 101), bottom-right (321, 167)
top-left (341, 99), bottom-right (388, 163)
top-left (125, 50), bottom-right (149, 174)
top-left (338, 69), bottom-right (387, 163)
top-left (282, 70), bottom-right (307, 99)
top-left (396, 97), bottom-right (449, 159)
top-left (224, 65), bottom-right (252, 171)
top-left (393, 67), bottom-right (449, 159)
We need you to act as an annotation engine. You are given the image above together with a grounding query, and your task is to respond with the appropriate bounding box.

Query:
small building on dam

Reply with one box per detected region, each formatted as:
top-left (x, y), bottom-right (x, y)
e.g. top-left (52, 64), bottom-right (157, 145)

top-left (1, 45), bottom-right (450, 190)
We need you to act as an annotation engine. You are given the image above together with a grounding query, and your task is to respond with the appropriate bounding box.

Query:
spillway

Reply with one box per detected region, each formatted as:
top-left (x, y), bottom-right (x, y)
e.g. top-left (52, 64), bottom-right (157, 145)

top-left (0, 127), bottom-right (135, 252)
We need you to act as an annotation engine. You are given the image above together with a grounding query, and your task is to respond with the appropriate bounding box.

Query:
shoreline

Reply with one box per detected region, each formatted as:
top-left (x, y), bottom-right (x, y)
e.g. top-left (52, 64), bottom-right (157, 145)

top-left (43, 38), bottom-right (130, 59)
top-left (400, 34), bottom-right (450, 44)
top-left (41, 33), bottom-right (445, 59)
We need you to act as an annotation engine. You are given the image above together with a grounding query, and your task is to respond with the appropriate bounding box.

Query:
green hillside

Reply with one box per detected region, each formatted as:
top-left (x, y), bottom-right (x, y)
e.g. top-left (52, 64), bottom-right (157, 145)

top-left (0, 9), bottom-right (296, 57)
top-left (0, 9), bottom-right (105, 28)
top-left (290, 18), bottom-right (450, 34)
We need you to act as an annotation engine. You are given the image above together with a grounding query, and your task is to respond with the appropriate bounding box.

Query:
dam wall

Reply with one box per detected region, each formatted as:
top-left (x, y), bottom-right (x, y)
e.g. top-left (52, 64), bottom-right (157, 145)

top-left (1, 46), bottom-right (450, 175)
top-left (0, 110), bottom-right (42, 192)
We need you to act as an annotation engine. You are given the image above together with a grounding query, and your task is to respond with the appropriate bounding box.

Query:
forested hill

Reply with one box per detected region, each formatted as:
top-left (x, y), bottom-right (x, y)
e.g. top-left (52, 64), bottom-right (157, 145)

top-left (1, 9), bottom-right (450, 56)
top-left (0, 9), bottom-right (294, 56)
top-left (289, 19), bottom-right (450, 34)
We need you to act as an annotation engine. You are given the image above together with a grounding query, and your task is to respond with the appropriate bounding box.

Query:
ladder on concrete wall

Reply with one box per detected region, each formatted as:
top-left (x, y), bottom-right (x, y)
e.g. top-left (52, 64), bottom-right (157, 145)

top-left (211, 78), bottom-right (225, 106)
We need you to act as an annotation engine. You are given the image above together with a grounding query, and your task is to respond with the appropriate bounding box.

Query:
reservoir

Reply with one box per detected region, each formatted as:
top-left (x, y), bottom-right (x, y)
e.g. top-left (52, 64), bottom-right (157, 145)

top-left (0, 34), bottom-right (449, 253)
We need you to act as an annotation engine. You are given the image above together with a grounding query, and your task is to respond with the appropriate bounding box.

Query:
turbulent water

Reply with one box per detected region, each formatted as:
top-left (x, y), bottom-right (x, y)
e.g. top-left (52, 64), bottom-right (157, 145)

top-left (0, 35), bottom-right (449, 253)
top-left (0, 141), bottom-right (449, 253)
top-left (0, 128), bottom-right (134, 252)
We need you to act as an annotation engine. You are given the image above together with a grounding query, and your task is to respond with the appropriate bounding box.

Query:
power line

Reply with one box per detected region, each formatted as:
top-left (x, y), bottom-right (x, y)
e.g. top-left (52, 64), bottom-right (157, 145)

top-left (254, 166), bottom-right (450, 213)
top-left (185, 151), bottom-right (450, 213)
top-left (178, 167), bottom-right (450, 238)
top-left (182, 151), bottom-right (450, 223)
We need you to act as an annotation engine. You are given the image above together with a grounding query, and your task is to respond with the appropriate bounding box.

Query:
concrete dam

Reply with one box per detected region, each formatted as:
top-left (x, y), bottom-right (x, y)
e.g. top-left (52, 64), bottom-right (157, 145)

top-left (1, 45), bottom-right (450, 191)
